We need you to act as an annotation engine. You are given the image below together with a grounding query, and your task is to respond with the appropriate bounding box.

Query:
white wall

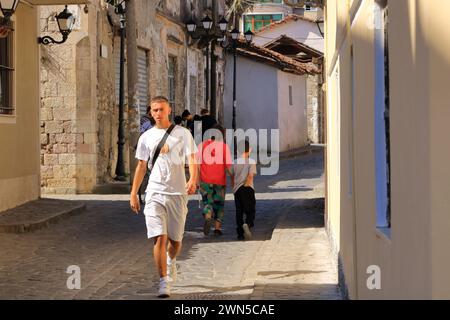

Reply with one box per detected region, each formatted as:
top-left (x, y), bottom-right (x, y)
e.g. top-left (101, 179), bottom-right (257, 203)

top-left (223, 54), bottom-right (308, 154)
top-left (223, 55), bottom-right (278, 132)
top-left (254, 19), bottom-right (324, 53)
top-left (277, 71), bottom-right (308, 152)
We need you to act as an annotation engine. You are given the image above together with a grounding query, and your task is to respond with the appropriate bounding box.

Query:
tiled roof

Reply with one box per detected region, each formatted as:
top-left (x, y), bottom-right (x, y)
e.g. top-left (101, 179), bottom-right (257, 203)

top-left (264, 35), bottom-right (324, 57)
top-left (234, 40), bottom-right (321, 76)
top-left (257, 14), bottom-right (323, 34)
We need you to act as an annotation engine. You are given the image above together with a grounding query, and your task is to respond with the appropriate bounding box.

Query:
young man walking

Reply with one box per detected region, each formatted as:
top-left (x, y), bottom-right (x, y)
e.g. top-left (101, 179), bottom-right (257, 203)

top-left (130, 96), bottom-right (198, 298)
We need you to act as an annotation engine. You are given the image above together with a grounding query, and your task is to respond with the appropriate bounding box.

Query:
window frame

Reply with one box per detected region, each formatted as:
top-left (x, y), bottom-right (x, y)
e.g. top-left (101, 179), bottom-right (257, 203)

top-left (0, 22), bottom-right (15, 118)
top-left (374, 0), bottom-right (391, 230)
top-left (243, 13), bottom-right (284, 32)
top-left (303, 4), bottom-right (318, 11)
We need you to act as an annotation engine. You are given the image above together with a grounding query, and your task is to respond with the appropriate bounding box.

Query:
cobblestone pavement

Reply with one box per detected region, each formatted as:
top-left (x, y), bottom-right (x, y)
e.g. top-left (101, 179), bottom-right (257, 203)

top-left (0, 150), bottom-right (341, 300)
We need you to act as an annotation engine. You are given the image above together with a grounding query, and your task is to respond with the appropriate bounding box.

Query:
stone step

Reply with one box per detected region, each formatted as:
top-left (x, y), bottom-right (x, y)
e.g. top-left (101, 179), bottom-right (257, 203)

top-left (0, 198), bottom-right (86, 233)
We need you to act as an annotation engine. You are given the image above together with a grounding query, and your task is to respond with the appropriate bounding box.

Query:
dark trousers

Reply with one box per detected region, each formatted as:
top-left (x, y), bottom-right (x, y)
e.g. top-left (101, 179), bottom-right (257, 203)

top-left (234, 186), bottom-right (256, 236)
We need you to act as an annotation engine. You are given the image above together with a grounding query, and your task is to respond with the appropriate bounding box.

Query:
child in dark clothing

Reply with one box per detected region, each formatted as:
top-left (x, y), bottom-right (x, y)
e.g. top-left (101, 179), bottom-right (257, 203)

top-left (232, 140), bottom-right (257, 240)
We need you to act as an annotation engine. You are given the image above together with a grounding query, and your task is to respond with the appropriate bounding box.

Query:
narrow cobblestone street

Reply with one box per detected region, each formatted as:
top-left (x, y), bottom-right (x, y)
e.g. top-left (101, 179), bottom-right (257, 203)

top-left (0, 151), bottom-right (341, 300)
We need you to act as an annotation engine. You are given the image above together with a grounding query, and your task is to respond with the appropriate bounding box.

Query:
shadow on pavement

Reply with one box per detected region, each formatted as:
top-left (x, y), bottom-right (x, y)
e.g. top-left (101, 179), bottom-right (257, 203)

top-left (257, 270), bottom-right (327, 279)
top-left (252, 283), bottom-right (342, 300)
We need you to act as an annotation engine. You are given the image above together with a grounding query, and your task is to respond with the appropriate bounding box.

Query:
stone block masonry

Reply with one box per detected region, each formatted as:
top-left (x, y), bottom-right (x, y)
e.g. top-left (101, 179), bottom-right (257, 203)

top-left (39, 2), bottom-right (112, 195)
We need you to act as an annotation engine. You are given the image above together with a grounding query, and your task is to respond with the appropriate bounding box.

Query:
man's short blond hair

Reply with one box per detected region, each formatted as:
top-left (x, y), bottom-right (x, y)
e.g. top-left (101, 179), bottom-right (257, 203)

top-left (150, 96), bottom-right (170, 106)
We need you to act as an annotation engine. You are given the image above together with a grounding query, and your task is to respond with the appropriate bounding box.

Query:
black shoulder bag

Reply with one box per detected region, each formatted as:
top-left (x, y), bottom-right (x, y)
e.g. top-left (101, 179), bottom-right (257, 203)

top-left (138, 124), bottom-right (176, 205)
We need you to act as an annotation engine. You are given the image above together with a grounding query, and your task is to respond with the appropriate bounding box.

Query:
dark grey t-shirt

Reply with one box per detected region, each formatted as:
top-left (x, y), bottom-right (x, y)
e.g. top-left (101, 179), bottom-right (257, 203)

top-left (232, 157), bottom-right (257, 194)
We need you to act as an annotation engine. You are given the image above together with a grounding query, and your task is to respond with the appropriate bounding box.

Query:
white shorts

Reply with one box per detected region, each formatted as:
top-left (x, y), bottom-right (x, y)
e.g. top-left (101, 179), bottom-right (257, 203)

top-left (143, 191), bottom-right (188, 242)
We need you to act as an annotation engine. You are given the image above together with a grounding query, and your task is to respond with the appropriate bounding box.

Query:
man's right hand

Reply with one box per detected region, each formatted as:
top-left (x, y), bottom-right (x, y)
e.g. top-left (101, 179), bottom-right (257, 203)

top-left (130, 193), bottom-right (140, 214)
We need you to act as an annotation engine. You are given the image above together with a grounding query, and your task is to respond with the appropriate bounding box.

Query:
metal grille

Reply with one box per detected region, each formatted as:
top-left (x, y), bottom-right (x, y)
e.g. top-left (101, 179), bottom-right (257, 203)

top-left (114, 36), bottom-right (122, 106)
top-left (137, 49), bottom-right (149, 117)
top-left (0, 30), bottom-right (13, 116)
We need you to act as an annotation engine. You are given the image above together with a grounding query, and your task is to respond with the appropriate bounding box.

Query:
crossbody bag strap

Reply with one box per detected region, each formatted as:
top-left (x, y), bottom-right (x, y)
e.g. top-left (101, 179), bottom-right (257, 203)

top-left (151, 124), bottom-right (176, 169)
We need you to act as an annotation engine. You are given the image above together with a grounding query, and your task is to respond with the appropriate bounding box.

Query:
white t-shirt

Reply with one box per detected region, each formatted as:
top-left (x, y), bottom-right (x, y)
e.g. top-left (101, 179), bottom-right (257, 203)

top-left (135, 125), bottom-right (197, 195)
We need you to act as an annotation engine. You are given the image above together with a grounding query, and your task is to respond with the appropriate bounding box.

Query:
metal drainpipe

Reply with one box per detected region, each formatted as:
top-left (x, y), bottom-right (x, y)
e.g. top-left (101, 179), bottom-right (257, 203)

top-left (115, 11), bottom-right (126, 180)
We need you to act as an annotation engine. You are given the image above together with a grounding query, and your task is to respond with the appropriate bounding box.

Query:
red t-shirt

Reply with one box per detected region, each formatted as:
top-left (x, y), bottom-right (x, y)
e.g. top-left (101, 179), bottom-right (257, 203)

top-left (197, 140), bottom-right (232, 186)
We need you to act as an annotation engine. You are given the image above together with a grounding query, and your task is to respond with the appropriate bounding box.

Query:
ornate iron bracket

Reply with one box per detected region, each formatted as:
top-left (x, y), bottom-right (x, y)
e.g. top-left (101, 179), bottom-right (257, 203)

top-left (38, 32), bottom-right (69, 45)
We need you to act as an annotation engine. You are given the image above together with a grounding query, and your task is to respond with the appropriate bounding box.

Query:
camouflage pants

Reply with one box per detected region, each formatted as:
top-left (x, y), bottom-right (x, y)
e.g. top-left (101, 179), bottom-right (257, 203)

top-left (199, 182), bottom-right (226, 223)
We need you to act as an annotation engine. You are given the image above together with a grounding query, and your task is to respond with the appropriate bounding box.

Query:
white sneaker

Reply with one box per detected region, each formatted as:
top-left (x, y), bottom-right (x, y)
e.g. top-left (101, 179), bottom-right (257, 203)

top-left (167, 260), bottom-right (177, 283)
top-left (158, 278), bottom-right (170, 298)
top-left (242, 223), bottom-right (252, 240)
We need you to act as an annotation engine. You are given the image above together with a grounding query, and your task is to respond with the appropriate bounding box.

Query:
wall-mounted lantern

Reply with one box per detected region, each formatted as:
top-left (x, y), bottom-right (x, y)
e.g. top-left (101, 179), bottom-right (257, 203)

top-left (0, 0), bottom-right (19, 22)
top-left (38, 5), bottom-right (75, 45)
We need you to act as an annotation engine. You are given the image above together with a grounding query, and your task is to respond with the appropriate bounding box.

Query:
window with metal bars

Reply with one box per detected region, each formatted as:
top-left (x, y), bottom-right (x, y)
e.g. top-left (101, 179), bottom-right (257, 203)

top-left (375, 0), bottom-right (391, 229)
top-left (0, 28), bottom-right (13, 116)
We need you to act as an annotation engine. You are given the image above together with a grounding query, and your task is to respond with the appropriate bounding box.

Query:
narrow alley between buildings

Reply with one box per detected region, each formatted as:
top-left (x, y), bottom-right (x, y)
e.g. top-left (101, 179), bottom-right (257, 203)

top-left (0, 150), bottom-right (341, 300)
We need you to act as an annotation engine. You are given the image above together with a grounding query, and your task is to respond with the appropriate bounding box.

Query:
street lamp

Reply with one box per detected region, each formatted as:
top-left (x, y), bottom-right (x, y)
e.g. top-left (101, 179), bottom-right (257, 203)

top-left (114, 0), bottom-right (127, 181)
top-left (218, 17), bottom-right (228, 33)
top-left (230, 28), bottom-right (239, 41)
top-left (0, 0), bottom-right (19, 22)
top-left (186, 16), bottom-right (253, 156)
top-left (244, 29), bottom-right (254, 43)
top-left (185, 15), bottom-right (228, 118)
top-left (202, 15), bottom-right (213, 30)
top-left (186, 19), bottom-right (197, 33)
top-left (220, 27), bottom-right (253, 157)
top-left (38, 6), bottom-right (75, 45)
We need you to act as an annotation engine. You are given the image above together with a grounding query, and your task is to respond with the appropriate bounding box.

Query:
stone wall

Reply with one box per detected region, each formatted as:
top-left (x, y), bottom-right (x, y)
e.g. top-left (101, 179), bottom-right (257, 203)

top-left (40, 0), bottom-right (225, 194)
top-left (40, 2), bottom-right (118, 194)
top-left (40, 5), bottom-right (83, 194)
top-left (95, 4), bottom-right (120, 184)
top-left (306, 74), bottom-right (323, 144)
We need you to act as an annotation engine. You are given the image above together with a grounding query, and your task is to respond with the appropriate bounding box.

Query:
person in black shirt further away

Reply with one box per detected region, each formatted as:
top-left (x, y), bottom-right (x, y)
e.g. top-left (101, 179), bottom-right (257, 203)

top-left (182, 110), bottom-right (194, 134)
top-left (174, 115), bottom-right (183, 125)
top-left (182, 110), bottom-right (203, 136)
top-left (200, 109), bottom-right (217, 137)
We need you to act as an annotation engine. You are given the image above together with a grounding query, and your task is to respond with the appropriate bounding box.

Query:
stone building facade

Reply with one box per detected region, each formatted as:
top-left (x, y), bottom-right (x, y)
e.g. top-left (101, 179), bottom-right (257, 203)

top-left (40, 3), bottom-right (107, 194)
top-left (40, 0), bottom-right (225, 194)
